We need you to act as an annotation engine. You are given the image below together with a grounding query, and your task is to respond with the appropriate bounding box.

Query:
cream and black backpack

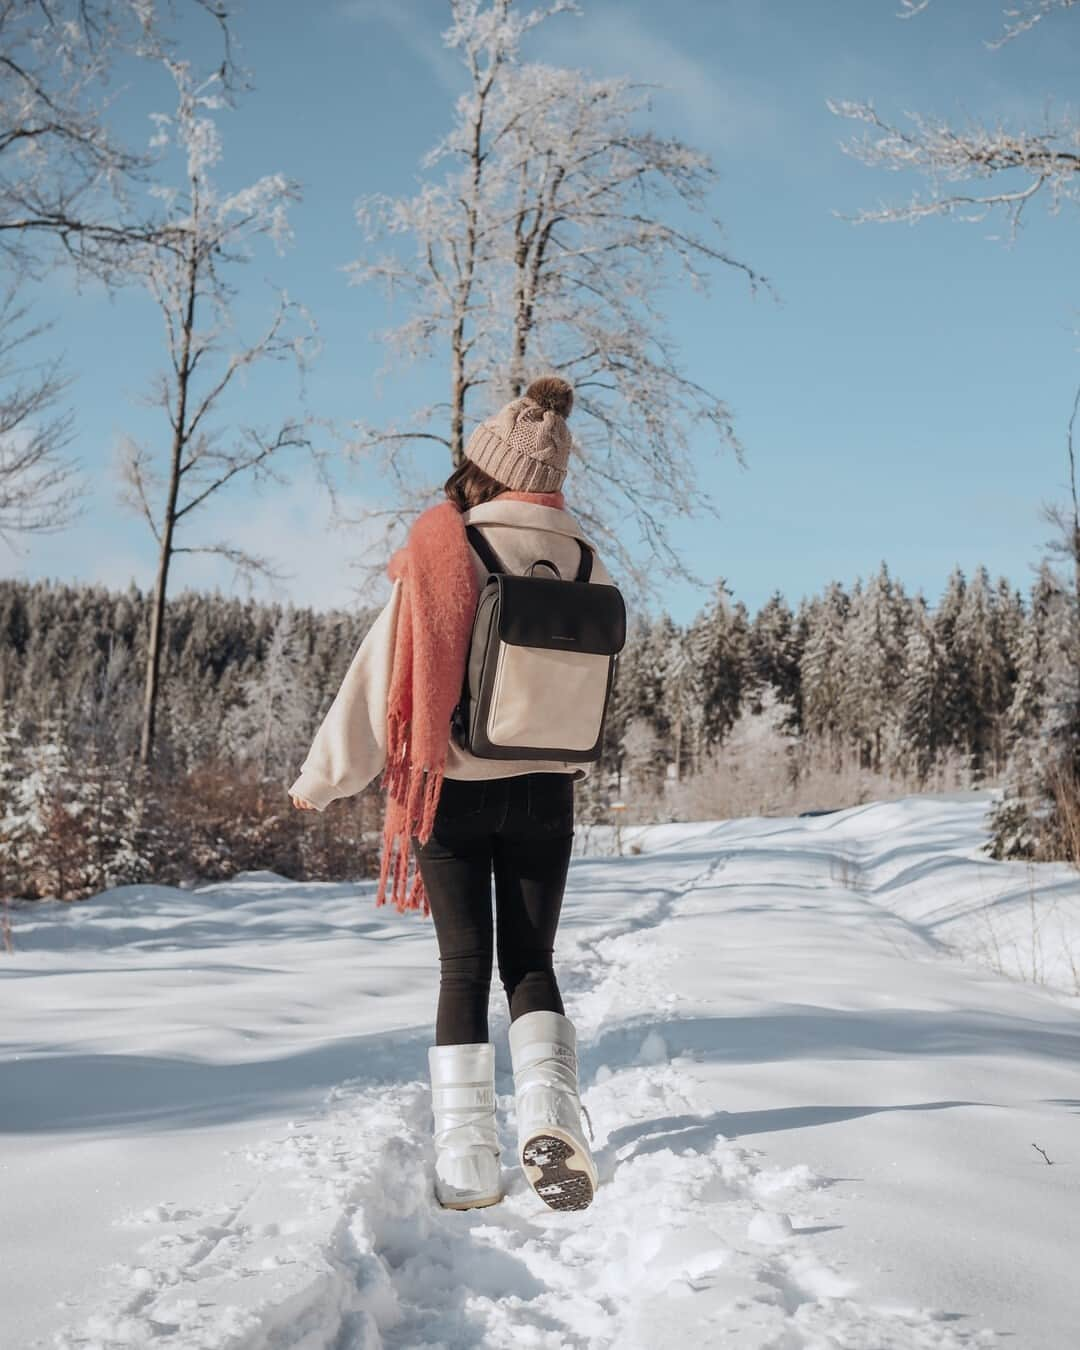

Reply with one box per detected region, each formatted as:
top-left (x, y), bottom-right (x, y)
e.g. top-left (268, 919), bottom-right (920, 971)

top-left (450, 525), bottom-right (626, 762)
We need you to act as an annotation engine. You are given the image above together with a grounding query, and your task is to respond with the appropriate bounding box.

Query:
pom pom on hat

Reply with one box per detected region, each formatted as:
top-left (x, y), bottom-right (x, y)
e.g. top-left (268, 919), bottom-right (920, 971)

top-left (525, 374), bottom-right (573, 419)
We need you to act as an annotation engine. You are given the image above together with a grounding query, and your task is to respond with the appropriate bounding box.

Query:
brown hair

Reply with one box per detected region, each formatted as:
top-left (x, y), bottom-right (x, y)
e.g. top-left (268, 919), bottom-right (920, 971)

top-left (443, 457), bottom-right (507, 512)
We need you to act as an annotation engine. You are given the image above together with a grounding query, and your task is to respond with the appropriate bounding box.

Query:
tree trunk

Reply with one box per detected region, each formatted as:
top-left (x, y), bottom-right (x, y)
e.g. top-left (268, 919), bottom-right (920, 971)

top-left (139, 243), bottom-right (198, 768)
top-left (450, 347), bottom-right (466, 467)
top-left (449, 68), bottom-right (491, 466)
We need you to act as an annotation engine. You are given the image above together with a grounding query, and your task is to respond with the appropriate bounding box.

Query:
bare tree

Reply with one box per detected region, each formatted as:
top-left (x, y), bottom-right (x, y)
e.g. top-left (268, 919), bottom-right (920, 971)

top-left (0, 0), bottom-right (237, 276)
top-left (0, 2), bottom-right (237, 543)
top-left (347, 0), bottom-right (772, 600)
top-left (113, 60), bottom-right (319, 768)
top-left (828, 3), bottom-right (1080, 239)
top-left (346, 1), bottom-right (575, 536)
top-left (0, 288), bottom-right (83, 544)
top-left (485, 65), bottom-right (771, 590)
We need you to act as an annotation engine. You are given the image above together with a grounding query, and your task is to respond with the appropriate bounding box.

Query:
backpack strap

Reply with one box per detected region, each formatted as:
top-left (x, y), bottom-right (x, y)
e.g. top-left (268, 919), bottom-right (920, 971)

top-left (466, 522), bottom-right (593, 581)
top-left (465, 524), bottom-right (507, 575)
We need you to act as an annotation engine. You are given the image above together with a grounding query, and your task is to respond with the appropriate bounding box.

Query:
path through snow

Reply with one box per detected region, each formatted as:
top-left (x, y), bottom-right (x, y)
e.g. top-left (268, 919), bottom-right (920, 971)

top-left (5, 792), bottom-right (1079, 1348)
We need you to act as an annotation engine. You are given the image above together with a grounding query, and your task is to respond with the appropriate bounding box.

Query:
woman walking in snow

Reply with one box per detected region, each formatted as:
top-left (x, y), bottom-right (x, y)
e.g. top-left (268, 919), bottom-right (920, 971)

top-left (288, 376), bottom-right (624, 1213)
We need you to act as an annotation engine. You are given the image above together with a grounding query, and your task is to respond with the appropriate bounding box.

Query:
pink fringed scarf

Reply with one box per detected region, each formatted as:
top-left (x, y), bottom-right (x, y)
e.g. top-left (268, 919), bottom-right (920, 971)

top-left (375, 488), bottom-right (567, 916)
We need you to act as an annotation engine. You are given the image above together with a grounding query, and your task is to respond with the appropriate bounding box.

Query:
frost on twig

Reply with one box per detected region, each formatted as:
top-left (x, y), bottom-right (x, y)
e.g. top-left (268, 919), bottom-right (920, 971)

top-left (899, 0), bottom-right (1080, 47)
top-left (827, 98), bottom-right (1080, 241)
top-left (832, 2), bottom-right (1080, 240)
top-left (0, 0), bottom-right (240, 278)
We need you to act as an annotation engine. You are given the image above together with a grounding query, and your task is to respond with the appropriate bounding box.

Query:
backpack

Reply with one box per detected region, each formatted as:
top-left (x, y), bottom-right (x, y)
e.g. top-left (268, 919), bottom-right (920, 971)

top-left (450, 523), bottom-right (627, 762)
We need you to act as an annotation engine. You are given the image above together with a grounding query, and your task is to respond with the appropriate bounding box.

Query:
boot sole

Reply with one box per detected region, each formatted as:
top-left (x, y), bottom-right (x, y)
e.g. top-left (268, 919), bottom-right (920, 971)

top-left (437, 1190), bottom-right (503, 1211)
top-left (521, 1132), bottom-right (596, 1211)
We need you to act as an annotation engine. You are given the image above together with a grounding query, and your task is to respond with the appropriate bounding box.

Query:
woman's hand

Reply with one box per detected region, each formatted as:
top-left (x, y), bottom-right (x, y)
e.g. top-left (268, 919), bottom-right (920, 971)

top-left (290, 793), bottom-right (318, 811)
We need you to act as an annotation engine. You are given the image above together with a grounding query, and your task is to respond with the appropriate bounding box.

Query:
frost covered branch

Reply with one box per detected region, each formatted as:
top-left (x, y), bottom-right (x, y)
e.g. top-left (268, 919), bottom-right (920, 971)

top-left (0, 1), bottom-right (240, 277)
top-left (834, 1), bottom-right (1080, 238)
top-left (827, 100), bottom-right (1080, 238)
top-left (898, 0), bottom-right (1080, 46)
top-left (0, 289), bottom-right (84, 546)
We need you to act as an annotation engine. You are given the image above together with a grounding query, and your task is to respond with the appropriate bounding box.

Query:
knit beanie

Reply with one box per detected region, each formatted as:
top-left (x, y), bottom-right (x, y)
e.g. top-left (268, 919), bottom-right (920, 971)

top-left (463, 375), bottom-right (574, 492)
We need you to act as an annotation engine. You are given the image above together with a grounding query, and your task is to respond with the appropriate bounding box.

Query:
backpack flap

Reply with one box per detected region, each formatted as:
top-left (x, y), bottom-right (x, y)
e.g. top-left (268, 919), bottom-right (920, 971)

top-left (495, 573), bottom-right (626, 655)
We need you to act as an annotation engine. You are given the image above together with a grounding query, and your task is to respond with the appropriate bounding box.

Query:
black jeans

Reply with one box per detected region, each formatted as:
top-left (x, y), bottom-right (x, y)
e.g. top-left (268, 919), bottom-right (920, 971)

top-left (410, 771), bottom-right (575, 1046)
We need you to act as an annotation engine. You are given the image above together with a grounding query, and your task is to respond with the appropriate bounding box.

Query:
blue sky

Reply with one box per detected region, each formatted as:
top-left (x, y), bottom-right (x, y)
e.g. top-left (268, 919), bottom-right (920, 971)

top-left (8, 0), bottom-right (1079, 624)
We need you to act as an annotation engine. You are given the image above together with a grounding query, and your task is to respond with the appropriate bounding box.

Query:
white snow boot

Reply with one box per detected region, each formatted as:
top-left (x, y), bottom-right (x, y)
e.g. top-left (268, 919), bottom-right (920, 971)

top-left (508, 1009), bottom-right (598, 1212)
top-left (427, 1041), bottom-right (503, 1210)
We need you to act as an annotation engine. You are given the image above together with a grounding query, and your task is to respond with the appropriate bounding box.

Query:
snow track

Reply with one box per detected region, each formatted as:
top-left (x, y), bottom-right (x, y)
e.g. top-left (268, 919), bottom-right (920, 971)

top-left (10, 794), bottom-right (1078, 1347)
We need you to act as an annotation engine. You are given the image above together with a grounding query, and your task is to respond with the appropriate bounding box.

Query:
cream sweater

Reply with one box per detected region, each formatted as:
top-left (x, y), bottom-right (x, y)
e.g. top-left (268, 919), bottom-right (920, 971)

top-left (288, 498), bottom-right (615, 811)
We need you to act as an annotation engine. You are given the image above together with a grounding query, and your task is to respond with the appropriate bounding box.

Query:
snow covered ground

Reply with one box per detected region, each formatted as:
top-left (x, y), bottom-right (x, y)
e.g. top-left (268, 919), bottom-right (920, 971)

top-left (4, 790), bottom-right (1079, 1349)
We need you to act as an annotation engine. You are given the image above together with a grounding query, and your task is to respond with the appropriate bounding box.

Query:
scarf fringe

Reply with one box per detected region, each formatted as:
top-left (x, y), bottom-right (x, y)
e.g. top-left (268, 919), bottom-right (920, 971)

top-left (374, 709), bottom-right (445, 917)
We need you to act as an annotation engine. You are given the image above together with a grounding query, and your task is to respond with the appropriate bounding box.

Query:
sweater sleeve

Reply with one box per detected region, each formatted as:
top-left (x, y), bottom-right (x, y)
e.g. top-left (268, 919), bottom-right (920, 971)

top-left (287, 577), bottom-right (402, 811)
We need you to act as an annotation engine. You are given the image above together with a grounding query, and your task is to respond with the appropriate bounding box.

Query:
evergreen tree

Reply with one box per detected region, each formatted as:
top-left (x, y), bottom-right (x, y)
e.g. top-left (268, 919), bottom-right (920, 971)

top-left (694, 580), bottom-right (750, 751)
top-left (899, 598), bottom-right (944, 784)
top-left (799, 582), bottom-right (850, 760)
top-left (653, 614), bottom-right (693, 781)
top-left (1006, 563), bottom-right (1056, 747)
top-left (22, 715), bottom-right (94, 899)
top-left (0, 708), bottom-right (31, 903)
top-left (840, 562), bottom-right (908, 772)
top-left (954, 565), bottom-right (1013, 781)
top-left (932, 567), bottom-right (971, 775)
top-left (223, 607), bottom-right (312, 791)
top-left (988, 565), bottom-right (1079, 859)
top-left (606, 615), bottom-right (656, 786)
top-left (750, 590), bottom-right (801, 726)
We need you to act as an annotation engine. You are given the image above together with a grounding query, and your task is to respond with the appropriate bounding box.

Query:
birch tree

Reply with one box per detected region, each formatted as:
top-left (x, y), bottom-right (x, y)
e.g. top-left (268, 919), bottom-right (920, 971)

top-left (348, 0), bottom-right (770, 597)
top-left (114, 60), bottom-right (316, 768)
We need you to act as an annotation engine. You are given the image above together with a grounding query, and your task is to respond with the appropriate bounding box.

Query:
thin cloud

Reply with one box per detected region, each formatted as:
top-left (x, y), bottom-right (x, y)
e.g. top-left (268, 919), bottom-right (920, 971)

top-left (14, 475), bottom-right (388, 614)
top-left (534, 4), bottom-right (784, 154)
top-left (336, 0), bottom-right (462, 97)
